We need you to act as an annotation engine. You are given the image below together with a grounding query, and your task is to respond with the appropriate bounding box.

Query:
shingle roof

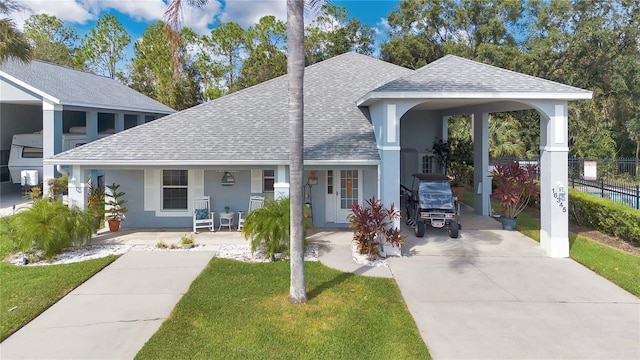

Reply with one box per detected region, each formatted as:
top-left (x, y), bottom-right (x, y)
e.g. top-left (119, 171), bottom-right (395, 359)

top-left (0, 59), bottom-right (174, 113)
top-left (371, 54), bottom-right (592, 95)
top-left (48, 52), bottom-right (413, 164)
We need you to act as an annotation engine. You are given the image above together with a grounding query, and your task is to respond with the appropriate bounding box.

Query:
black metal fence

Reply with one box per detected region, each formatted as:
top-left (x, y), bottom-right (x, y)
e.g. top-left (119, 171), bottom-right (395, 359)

top-left (490, 157), bottom-right (640, 210)
top-left (570, 177), bottom-right (640, 210)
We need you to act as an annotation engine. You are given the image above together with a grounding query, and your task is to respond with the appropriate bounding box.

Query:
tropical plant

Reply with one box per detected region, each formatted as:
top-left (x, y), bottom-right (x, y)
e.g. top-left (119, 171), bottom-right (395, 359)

top-left (86, 179), bottom-right (105, 231)
top-left (10, 198), bottom-right (93, 258)
top-left (491, 161), bottom-right (539, 219)
top-left (105, 182), bottom-right (127, 222)
top-left (47, 175), bottom-right (68, 200)
top-left (241, 197), bottom-right (312, 259)
top-left (348, 196), bottom-right (405, 260)
top-left (0, 0), bottom-right (32, 63)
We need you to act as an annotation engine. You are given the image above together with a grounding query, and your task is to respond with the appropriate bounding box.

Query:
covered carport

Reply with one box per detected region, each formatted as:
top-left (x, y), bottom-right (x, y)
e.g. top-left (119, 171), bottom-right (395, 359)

top-left (0, 59), bottom-right (174, 196)
top-left (358, 55), bottom-right (592, 258)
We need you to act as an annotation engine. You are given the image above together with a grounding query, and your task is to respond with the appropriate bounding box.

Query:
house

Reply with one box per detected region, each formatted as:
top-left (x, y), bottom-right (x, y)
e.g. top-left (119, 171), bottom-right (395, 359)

top-left (46, 52), bottom-right (592, 258)
top-left (0, 59), bottom-right (174, 195)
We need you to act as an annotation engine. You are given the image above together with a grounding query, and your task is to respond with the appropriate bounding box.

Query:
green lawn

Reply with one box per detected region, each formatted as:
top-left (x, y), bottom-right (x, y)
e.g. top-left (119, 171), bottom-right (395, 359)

top-left (136, 259), bottom-right (430, 360)
top-left (0, 226), bottom-right (117, 341)
top-left (0, 257), bottom-right (116, 340)
top-left (460, 193), bottom-right (640, 297)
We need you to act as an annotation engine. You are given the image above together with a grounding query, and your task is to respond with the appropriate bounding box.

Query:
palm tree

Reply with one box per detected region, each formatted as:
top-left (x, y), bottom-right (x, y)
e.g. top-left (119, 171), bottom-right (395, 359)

top-left (0, 0), bottom-right (32, 63)
top-left (286, 0), bottom-right (306, 303)
top-left (163, 0), bottom-right (323, 303)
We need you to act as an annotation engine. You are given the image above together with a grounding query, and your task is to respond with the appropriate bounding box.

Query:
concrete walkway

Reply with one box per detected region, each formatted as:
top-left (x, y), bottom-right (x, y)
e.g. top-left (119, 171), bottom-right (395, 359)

top-left (1, 251), bottom-right (215, 359)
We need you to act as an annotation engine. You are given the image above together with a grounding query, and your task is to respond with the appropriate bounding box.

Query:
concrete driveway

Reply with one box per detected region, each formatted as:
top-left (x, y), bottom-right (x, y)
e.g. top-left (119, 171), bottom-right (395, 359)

top-left (386, 207), bottom-right (640, 359)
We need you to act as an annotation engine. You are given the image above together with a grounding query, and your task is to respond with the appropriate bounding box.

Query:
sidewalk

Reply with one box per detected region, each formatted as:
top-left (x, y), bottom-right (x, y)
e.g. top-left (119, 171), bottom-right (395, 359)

top-left (0, 251), bottom-right (215, 360)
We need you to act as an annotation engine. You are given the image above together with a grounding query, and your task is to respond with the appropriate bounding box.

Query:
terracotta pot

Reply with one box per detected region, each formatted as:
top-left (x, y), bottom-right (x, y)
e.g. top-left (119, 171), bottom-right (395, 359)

top-left (452, 186), bottom-right (464, 201)
top-left (108, 220), bottom-right (121, 232)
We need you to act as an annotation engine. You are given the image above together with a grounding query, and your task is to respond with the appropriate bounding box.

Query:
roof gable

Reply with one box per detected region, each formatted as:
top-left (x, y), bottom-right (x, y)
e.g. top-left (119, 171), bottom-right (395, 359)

top-left (0, 60), bottom-right (174, 113)
top-left (371, 55), bottom-right (592, 96)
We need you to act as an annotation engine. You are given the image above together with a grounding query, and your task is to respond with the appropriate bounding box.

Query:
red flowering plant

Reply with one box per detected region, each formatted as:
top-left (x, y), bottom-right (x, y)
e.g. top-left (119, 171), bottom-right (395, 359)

top-left (348, 196), bottom-right (405, 260)
top-left (491, 161), bottom-right (539, 219)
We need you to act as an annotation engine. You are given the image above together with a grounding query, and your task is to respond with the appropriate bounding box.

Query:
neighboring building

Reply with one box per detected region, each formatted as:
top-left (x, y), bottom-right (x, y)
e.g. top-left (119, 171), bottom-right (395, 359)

top-left (46, 53), bottom-right (591, 258)
top-left (0, 59), bottom-right (174, 195)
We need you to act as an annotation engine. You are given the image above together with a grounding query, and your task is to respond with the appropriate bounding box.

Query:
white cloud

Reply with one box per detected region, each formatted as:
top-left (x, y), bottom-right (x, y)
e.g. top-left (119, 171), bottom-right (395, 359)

top-left (180, 0), bottom-right (223, 34)
top-left (220, 0), bottom-right (285, 28)
top-left (375, 17), bottom-right (390, 35)
top-left (94, 0), bottom-right (167, 22)
top-left (15, 0), bottom-right (96, 26)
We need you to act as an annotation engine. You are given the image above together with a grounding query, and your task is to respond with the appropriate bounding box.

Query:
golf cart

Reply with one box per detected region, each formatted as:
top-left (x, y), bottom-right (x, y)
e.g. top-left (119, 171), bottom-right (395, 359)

top-left (404, 173), bottom-right (460, 238)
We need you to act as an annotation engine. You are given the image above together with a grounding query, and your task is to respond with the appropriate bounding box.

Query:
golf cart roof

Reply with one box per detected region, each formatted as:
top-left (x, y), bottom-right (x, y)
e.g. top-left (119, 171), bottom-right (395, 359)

top-left (412, 173), bottom-right (450, 182)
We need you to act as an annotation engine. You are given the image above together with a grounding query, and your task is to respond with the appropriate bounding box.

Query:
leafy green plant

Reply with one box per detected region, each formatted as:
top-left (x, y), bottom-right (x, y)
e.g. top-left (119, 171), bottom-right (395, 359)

top-left (47, 175), bottom-right (68, 200)
top-left (86, 179), bottom-right (105, 232)
top-left (241, 197), bottom-right (313, 259)
top-left (156, 241), bottom-right (168, 249)
top-left (180, 235), bottom-right (194, 248)
top-left (569, 189), bottom-right (640, 243)
top-left (9, 199), bottom-right (93, 258)
top-left (105, 182), bottom-right (128, 222)
top-left (348, 196), bottom-right (405, 260)
top-left (491, 161), bottom-right (539, 219)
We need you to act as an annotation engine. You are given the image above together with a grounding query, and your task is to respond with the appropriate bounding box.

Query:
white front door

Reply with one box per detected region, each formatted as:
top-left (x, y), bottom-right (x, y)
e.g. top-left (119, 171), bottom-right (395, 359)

top-left (326, 170), bottom-right (362, 223)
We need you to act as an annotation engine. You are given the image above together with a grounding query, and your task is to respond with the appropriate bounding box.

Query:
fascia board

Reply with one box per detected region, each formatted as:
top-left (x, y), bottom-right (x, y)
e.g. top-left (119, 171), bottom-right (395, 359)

top-left (0, 71), bottom-right (59, 104)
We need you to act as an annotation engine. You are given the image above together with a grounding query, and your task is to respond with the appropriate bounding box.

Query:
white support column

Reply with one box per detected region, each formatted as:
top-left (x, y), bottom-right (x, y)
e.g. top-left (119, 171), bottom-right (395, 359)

top-left (273, 165), bottom-right (290, 200)
top-left (442, 116), bottom-right (449, 142)
top-left (380, 102), bottom-right (402, 256)
top-left (42, 100), bottom-right (63, 196)
top-left (115, 113), bottom-right (125, 133)
top-left (86, 110), bottom-right (98, 142)
top-left (67, 165), bottom-right (88, 209)
top-left (473, 112), bottom-right (491, 216)
top-left (537, 101), bottom-right (570, 258)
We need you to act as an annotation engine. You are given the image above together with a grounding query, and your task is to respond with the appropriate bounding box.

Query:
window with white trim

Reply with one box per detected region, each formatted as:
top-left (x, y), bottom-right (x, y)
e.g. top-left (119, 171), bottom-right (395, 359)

top-left (162, 170), bottom-right (188, 210)
top-left (263, 170), bottom-right (275, 192)
top-left (422, 155), bottom-right (435, 173)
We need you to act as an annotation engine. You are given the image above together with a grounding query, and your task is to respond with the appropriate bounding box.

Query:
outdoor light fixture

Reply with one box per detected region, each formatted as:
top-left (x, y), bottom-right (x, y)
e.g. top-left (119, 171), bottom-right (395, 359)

top-left (221, 171), bottom-right (235, 186)
top-left (69, 177), bottom-right (82, 193)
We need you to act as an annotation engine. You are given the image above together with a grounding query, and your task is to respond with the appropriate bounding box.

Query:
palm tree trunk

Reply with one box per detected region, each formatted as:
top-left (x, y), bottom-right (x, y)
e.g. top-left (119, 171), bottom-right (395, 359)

top-left (287, 0), bottom-right (307, 303)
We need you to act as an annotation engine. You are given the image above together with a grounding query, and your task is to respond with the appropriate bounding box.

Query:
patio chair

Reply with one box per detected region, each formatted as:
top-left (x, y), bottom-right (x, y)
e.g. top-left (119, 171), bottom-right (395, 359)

top-left (237, 195), bottom-right (265, 231)
top-left (193, 196), bottom-right (215, 233)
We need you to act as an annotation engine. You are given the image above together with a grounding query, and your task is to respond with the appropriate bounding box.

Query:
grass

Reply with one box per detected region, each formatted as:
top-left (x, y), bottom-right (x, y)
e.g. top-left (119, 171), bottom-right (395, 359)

top-left (0, 222), bottom-right (117, 341)
top-left (0, 256), bottom-right (116, 340)
top-left (461, 192), bottom-right (640, 297)
top-left (136, 259), bottom-right (430, 360)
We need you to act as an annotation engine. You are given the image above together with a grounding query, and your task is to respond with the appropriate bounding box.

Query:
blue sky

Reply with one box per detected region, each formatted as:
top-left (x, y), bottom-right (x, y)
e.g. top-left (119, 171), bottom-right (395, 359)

top-left (16, 0), bottom-right (401, 47)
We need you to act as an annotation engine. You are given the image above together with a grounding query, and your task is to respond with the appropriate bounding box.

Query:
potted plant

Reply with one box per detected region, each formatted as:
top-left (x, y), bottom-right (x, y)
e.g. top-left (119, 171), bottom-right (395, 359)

top-left (86, 179), bottom-right (105, 232)
top-left (490, 161), bottom-right (539, 230)
top-left (105, 182), bottom-right (128, 232)
top-left (448, 162), bottom-right (473, 200)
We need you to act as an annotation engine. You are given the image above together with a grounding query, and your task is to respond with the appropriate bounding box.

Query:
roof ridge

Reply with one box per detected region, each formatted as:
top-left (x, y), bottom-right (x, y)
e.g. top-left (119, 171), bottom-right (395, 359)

top-left (421, 55), bottom-right (589, 92)
top-left (29, 59), bottom-right (118, 82)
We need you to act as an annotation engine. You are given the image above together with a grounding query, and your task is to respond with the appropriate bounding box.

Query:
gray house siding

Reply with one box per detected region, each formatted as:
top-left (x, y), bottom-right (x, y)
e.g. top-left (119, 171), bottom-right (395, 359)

top-left (105, 166), bottom-right (377, 229)
top-left (400, 109), bottom-right (442, 186)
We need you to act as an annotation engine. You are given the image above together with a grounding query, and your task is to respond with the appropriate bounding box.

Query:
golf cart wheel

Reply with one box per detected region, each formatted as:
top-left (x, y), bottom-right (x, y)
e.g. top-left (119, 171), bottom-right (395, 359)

top-left (415, 220), bottom-right (425, 238)
top-left (448, 220), bottom-right (459, 238)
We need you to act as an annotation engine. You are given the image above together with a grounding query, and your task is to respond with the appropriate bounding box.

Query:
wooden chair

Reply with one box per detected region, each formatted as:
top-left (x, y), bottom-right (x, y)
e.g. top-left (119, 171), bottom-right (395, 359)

top-left (237, 195), bottom-right (265, 231)
top-left (193, 196), bottom-right (214, 233)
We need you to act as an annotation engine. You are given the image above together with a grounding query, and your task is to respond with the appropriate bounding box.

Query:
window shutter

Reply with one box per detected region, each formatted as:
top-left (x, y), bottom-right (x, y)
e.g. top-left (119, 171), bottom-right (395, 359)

top-left (193, 170), bottom-right (204, 197)
top-left (251, 170), bottom-right (262, 193)
top-left (144, 169), bottom-right (156, 211)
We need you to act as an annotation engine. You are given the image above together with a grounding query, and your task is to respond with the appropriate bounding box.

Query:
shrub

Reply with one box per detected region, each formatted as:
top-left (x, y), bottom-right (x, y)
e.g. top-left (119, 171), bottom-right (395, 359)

top-left (491, 161), bottom-right (539, 219)
top-left (47, 175), bottom-right (68, 200)
top-left (241, 197), bottom-right (313, 259)
top-left (9, 199), bottom-right (93, 258)
top-left (156, 241), bottom-right (168, 249)
top-left (348, 196), bottom-right (405, 260)
top-left (569, 189), bottom-right (640, 243)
